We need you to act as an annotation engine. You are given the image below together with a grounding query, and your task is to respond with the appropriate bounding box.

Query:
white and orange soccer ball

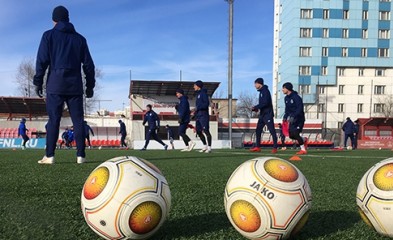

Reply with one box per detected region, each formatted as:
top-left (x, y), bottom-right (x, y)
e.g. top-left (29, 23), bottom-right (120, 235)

top-left (224, 157), bottom-right (312, 240)
top-left (356, 157), bottom-right (393, 237)
top-left (81, 156), bottom-right (171, 240)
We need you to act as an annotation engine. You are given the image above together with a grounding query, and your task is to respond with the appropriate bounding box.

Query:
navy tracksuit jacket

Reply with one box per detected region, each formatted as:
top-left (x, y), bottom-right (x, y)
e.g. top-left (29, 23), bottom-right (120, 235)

top-left (283, 91), bottom-right (305, 132)
top-left (178, 95), bottom-right (191, 135)
top-left (195, 88), bottom-right (210, 131)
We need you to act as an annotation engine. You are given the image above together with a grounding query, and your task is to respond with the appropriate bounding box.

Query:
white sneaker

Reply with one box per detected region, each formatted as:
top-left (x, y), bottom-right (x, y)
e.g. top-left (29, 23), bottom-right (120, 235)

top-left (77, 156), bottom-right (86, 164)
top-left (188, 142), bottom-right (196, 151)
top-left (199, 147), bottom-right (207, 153)
top-left (181, 147), bottom-right (189, 152)
top-left (38, 156), bottom-right (55, 164)
top-left (21, 146), bottom-right (26, 150)
top-left (205, 148), bottom-right (212, 153)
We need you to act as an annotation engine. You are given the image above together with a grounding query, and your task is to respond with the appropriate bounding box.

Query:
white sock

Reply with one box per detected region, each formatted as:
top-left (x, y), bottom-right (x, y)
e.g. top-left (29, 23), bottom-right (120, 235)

top-left (208, 146), bottom-right (211, 151)
top-left (203, 145), bottom-right (207, 149)
top-left (300, 145), bottom-right (305, 151)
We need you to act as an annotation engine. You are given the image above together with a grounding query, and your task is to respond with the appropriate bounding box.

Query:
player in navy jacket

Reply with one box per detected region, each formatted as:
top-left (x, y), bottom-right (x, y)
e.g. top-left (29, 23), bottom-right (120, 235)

top-left (141, 105), bottom-right (168, 150)
top-left (18, 118), bottom-right (29, 150)
top-left (249, 78), bottom-right (278, 153)
top-left (342, 117), bottom-right (355, 148)
top-left (176, 89), bottom-right (195, 151)
top-left (282, 82), bottom-right (307, 155)
top-left (194, 80), bottom-right (212, 153)
top-left (34, 6), bottom-right (95, 164)
top-left (84, 121), bottom-right (94, 148)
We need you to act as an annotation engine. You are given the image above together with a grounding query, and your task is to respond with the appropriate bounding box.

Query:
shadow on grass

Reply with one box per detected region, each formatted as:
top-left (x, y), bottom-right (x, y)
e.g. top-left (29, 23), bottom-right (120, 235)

top-left (293, 210), bottom-right (359, 239)
top-left (155, 212), bottom-right (232, 238)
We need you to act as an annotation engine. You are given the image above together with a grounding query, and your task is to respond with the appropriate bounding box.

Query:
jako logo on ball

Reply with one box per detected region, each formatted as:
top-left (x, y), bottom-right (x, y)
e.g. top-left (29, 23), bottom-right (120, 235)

top-left (81, 156), bottom-right (171, 240)
top-left (224, 157), bottom-right (312, 240)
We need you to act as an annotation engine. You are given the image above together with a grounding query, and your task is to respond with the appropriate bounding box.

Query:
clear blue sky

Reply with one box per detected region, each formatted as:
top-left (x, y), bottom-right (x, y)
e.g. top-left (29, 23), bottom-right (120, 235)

top-left (0, 0), bottom-right (274, 111)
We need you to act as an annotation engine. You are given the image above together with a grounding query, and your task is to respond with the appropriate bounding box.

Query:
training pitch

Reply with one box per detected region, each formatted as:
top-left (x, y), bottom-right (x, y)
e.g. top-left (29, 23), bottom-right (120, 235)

top-left (0, 148), bottom-right (392, 239)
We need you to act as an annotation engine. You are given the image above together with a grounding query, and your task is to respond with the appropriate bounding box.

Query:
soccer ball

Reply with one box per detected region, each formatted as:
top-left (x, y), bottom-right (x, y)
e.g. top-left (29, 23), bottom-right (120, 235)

top-left (356, 157), bottom-right (393, 237)
top-left (224, 157), bottom-right (312, 239)
top-left (347, 146), bottom-right (353, 150)
top-left (81, 156), bottom-right (171, 239)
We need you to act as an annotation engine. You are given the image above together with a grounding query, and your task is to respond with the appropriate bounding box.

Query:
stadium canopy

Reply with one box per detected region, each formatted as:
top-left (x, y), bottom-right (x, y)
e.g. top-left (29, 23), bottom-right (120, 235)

top-left (357, 117), bottom-right (393, 126)
top-left (129, 80), bottom-right (221, 98)
top-left (0, 97), bottom-right (48, 120)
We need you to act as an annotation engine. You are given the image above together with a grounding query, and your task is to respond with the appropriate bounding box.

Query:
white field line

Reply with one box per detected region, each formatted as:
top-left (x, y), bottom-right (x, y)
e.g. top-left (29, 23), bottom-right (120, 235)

top-left (212, 150), bottom-right (391, 159)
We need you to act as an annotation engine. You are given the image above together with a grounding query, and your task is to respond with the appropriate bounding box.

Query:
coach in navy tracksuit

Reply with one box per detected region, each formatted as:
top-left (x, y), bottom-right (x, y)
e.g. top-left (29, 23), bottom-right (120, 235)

top-left (249, 78), bottom-right (278, 153)
top-left (142, 105), bottom-right (168, 150)
top-left (342, 117), bottom-right (355, 148)
top-left (18, 118), bottom-right (29, 149)
top-left (194, 80), bottom-right (212, 153)
top-left (118, 120), bottom-right (127, 148)
top-left (282, 82), bottom-right (307, 155)
top-left (33, 6), bottom-right (95, 164)
top-left (176, 89), bottom-right (195, 151)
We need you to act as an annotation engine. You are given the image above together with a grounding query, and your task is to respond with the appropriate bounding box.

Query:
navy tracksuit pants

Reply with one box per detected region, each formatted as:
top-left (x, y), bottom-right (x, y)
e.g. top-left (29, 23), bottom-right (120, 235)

top-left (46, 94), bottom-right (85, 158)
top-left (255, 115), bottom-right (278, 149)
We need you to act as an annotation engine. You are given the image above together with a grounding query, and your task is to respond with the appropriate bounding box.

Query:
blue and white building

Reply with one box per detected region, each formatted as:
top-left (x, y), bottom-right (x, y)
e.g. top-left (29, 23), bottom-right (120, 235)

top-left (273, 0), bottom-right (393, 129)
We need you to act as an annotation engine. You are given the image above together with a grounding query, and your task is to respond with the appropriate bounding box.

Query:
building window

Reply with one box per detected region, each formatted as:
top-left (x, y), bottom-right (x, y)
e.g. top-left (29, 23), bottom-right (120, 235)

top-left (323, 28), bottom-right (329, 38)
top-left (358, 68), bottom-right (364, 76)
top-left (357, 104), bottom-right (363, 113)
top-left (361, 48), bottom-right (367, 57)
top-left (342, 47), bottom-right (348, 57)
top-left (300, 28), bottom-right (312, 38)
top-left (338, 103), bottom-right (344, 113)
top-left (299, 85), bottom-right (311, 94)
top-left (342, 29), bottom-right (349, 38)
top-left (322, 47), bottom-right (328, 57)
top-left (299, 47), bottom-right (312, 57)
top-left (362, 29), bottom-right (368, 39)
top-left (321, 66), bottom-right (328, 75)
top-left (343, 10), bottom-right (349, 19)
top-left (380, 0), bottom-right (391, 2)
top-left (379, 29), bottom-right (390, 39)
top-left (363, 10), bottom-right (368, 20)
top-left (374, 103), bottom-right (385, 113)
top-left (318, 103), bottom-right (325, 112)
top-left (358, 85), bottom-right (364, 94)
top-left (339, 85), bottom-right (345, 95)
top-left (319, 86), bottom-right (325, 94)
top-left (299, 66), bottom-right (311, 75)
top-left (300, 9), bottom-right (312, 19)
top-left (380, 11), bottom-right (390, 20)
top-left (338, 68), bottom-right (345, 76)
top-left (375, 68), bottom-right (385, 76)
top-left (323, 9), bottom-right (330, 19)
top-left (378, 48), bottom-right (389, 57)
top-left (374, 85), bottom-right (386, 95)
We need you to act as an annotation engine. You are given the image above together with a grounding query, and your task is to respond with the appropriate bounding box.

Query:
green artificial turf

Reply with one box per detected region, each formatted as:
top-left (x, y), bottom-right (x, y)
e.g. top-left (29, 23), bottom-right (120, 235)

top-left (0, 148), bottom-right (392, 240)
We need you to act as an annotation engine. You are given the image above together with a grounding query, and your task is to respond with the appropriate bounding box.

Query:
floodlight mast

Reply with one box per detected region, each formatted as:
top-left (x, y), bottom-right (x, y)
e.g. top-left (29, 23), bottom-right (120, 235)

top-left (226, 0), bottom-right (234, 148)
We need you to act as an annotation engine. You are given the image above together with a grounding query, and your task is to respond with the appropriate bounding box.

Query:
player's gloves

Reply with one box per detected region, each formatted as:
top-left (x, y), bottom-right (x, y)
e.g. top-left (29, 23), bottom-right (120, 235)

top-left (156, 126), bottom-right (160, 133)
top-left (86, 88), bottom-right (94, 98)
top-left (178, 119), bottom-right (183, 124)
top-left (35, 85), bottom-right (43, 98)
top-left (251, 106), bottom-right (258, 112)
top-left (175, 104), bottom-right (179, 111)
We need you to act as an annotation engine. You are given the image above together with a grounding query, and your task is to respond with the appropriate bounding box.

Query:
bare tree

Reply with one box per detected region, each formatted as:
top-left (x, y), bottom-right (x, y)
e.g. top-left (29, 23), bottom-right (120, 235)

top-left (236, 90), bottom-right (258, 118)
top-left (15, 57), bottom-right (104, 113)
top-left (15, 58), bottom-right (36, 97)
top-left (376, 94), bottom-right (393, 118)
